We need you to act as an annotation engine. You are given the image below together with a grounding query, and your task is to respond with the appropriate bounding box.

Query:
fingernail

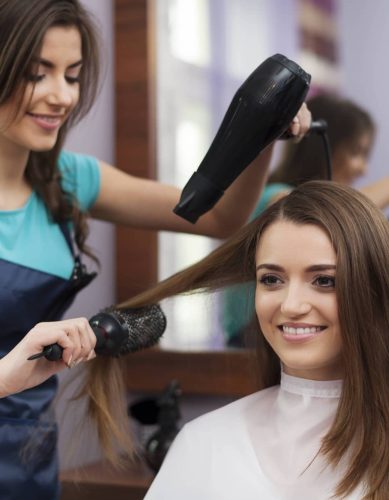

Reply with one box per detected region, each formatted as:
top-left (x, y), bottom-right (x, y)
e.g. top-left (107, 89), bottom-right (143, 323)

top-left (66, 355), bottom-right (73, 368)
top-left (87, 350), bottom-right (96, 361)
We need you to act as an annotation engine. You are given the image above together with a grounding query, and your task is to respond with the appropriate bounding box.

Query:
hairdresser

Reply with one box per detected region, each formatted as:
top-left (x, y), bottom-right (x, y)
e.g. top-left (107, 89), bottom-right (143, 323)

top-left (0, 0), bottom-right (311, 498)
top-left (223, 93), bottom-right (386, 346)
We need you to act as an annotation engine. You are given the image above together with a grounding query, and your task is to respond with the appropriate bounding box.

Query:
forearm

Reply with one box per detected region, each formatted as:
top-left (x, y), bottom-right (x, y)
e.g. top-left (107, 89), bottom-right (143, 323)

top-left (359, 178), bottom-right (389, 210)
top-left (92, 152), bottom-right (272, 239)
top-left (0, 357), bottom-right (13, 398)
top-left (203, 144), bottom-right (273, 237)
top-left (92, 103), bottom-right (310, 238)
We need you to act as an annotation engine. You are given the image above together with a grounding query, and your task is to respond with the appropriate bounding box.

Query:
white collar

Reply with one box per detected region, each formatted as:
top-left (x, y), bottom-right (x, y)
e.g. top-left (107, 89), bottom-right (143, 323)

top-left (280, 370), bottom-right (343, 398)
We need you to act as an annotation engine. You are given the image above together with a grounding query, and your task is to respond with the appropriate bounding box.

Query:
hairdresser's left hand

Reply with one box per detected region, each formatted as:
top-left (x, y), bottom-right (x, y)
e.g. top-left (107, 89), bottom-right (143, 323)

top-left (287, 102), bottom-right (312, 142)
top-left (0, 318), bottom-right (96, 398)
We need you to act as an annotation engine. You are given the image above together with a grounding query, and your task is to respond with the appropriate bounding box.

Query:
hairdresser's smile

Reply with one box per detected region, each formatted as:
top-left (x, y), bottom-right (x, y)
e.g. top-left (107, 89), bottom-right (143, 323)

top-left (255, 221), bottom-right (343, 381)
top-left (26, 112), bottom-right (65, 131)
top-left (0, 26), bottom-right (81, 153)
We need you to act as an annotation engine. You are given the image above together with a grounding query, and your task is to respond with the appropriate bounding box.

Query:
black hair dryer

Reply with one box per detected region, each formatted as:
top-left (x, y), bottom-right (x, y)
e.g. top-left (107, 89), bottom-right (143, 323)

top-left (173, 53), bottom-right (311, 223)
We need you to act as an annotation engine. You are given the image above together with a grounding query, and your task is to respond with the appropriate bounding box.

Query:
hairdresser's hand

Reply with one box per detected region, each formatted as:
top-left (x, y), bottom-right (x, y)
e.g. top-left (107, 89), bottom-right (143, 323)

top-left (0, 318), bottom-right (96, 398)
top-left (287, 102), bottom-right (312, 142)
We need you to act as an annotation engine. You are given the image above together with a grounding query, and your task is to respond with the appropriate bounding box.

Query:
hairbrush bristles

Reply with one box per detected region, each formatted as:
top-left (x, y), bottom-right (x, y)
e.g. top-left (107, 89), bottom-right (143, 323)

top-left (101, 304), bottom-right (167, 356)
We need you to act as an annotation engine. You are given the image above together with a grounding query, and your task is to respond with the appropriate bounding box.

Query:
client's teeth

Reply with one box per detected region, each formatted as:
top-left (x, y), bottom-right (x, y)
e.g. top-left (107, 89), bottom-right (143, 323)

top-left (283, 326), bottom-right (321, 335)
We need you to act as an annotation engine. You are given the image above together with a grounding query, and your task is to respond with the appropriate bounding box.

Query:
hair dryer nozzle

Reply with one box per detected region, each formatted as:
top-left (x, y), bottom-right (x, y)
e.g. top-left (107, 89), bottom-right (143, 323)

top-left (173, 172), bottom-right (224, 223)
top-left (174, 54), bottom-right (311, 223)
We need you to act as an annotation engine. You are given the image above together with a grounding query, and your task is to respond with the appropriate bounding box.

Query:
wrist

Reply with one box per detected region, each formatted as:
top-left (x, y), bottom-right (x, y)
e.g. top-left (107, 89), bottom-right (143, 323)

top-left (0, 357), bottom-right (13, 398)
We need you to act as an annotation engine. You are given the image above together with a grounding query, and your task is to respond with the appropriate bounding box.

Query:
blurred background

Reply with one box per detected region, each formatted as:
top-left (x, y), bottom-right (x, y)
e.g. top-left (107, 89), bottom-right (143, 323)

top-left (58, 0), bottom-right (389, 476)
top-left (65, 0), bottom-right (389, 349)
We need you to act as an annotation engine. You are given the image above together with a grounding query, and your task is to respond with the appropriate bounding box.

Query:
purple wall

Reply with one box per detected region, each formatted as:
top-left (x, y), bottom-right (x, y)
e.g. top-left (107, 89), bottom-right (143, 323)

top-left (338, 0), bottom-right (389, 188)
top-left (64, 0), bottom-right (116, 319)
top-left (57, 0), bottom-right (115, 469)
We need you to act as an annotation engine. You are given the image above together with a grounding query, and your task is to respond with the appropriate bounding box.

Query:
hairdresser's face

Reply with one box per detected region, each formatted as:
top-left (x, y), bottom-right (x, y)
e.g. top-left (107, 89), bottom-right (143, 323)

top-left (332, 132), bottom-right (373, 184)
top-left (0, 26), bottom-right (81, 153)
top-left (255, 221), bottom-right (342, 381)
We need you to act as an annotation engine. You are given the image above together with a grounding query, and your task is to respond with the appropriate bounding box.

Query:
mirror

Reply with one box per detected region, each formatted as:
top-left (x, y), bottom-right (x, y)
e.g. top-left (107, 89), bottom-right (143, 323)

top-left (115, 0), bottom-right (387, 349)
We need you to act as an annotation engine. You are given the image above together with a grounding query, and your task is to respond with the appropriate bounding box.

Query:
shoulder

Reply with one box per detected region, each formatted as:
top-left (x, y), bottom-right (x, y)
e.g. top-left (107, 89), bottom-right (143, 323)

top-left (145, 388), bottom-right (280, 499)
top-left (58, 150), bottom-right (101, 211)
top-left (264, 182), bottom-right (292, 197)
top-left (251, 183), bottom-right (292, 220)
top-left (262, 183), bottom-right (292, 206)
top-left (184, 386), bottom-right (278, 439)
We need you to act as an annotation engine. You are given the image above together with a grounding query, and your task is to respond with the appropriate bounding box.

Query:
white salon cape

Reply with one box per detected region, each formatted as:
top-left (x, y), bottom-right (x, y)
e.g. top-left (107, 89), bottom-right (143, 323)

top-left (145, 372), bottom-right (365, 499)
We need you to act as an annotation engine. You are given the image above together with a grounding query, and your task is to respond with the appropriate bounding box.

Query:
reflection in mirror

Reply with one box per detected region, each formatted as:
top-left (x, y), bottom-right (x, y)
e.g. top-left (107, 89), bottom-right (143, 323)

top-left (155, 0), bottom-right (273, 349)
top-left (154, 0), bottom-right (340, 349)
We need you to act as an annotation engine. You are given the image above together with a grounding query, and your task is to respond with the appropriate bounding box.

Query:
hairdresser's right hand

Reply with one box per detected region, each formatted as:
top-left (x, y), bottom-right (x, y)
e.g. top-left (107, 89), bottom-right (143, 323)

top-left (0, 318), bottom-right (96, 398)
top-left (285, 102), bottom-right (312, 142)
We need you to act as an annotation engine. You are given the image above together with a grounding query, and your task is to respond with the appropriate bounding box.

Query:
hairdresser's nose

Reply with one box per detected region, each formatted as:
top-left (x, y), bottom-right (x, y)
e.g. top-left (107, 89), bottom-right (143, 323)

top-left (46, 78), bottom-right (75, 109)
top-left (280, 282), bottom-right (311, 317)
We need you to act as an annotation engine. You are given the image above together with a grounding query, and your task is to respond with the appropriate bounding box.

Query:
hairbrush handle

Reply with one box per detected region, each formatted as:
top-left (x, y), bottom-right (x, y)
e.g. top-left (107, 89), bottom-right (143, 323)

top-left (27, 314), bottom-right (124, 361)
top-left (27, 304), bottom-right (166, 361)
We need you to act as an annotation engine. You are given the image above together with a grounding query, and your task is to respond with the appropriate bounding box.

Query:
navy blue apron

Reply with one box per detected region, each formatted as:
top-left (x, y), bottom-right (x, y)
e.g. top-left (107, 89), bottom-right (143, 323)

top-left (0, 224), bottom-right (96, 500)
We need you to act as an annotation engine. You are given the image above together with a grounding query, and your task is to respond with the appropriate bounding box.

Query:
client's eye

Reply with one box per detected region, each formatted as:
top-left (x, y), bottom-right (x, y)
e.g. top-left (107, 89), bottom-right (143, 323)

top-left (258, 274), bottom-right (282, 287)
top-left (313, 275), bottom-right (335, 288)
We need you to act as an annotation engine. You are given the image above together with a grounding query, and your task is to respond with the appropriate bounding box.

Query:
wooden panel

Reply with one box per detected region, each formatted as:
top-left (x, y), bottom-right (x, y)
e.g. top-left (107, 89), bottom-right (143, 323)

top-left (125, 348), bottom-right (262, 397)
top-left (115, 0), bottom-right (158, 301)
top-left (60, 458), bottom-right (154, 500)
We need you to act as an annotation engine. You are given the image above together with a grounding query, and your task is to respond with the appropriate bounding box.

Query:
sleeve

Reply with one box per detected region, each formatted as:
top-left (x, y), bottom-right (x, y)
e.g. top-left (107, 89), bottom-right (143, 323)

top-left (145, 425), bottom-right (209, 500)
top-left (58, 150), bottom-right (101, 211)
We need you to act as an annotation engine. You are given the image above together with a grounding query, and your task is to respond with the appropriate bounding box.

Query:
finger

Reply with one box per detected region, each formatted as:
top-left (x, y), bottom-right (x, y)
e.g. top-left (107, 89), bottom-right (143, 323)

top-left (76, 318), bottom-right (96, 361)
top-left (63, 318), bottom-right (97, 365)
top-left (86, 350), bottom-right (96, 361)
top-left (64, 327), bottom-right (82, 365)
top-left (42, 329), bottom-right (74, 367)
top-left (298, 107), bottom-right (312, 135)
top-left (24, 325), bottom-right (71, 365)
top-left (289, 116), bottom-right (300, 137)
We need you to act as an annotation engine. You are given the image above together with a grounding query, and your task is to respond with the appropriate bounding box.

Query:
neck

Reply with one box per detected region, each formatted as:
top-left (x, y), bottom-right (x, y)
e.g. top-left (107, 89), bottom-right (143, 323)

top-left (282, 363), bottom-right (344, 382)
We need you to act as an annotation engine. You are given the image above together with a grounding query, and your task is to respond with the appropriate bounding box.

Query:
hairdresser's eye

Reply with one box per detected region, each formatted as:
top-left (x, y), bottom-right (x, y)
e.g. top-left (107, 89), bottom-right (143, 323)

top-left (258, 274), bottom-right (282, 287)
top-left (313, 275), bottom-right (335, 289)
top-left (26, 74), bottom-right (45, 83)
top-left (65, 75), bottom-right (80, 84)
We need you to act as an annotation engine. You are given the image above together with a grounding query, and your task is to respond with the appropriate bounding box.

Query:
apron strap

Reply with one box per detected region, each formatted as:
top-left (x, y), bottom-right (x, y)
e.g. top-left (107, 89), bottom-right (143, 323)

top-left (59, 222), bottom-right (75, 257)
top-left (59, 222), bottom-right (97, 291)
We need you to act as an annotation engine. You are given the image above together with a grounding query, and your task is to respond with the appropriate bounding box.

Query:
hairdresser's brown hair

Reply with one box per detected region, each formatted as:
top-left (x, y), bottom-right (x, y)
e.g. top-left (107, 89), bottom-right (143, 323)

top-left (270, 93), bottom-right (375, 185)
top-left (0, 0), bottom-right (101, 256)
top-left (85, 181), bottom-right (389, 496)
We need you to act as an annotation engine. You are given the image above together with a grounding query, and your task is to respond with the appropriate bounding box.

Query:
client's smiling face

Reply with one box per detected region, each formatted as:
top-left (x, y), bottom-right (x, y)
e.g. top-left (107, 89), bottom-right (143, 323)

top-left (255, 220), bottom-right (343, 381)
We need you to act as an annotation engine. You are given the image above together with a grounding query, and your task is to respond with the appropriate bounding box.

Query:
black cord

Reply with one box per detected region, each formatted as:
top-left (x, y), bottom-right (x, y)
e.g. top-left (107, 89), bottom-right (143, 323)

top-left (320, 131), bottom-right (332, 180)
top-left (308, 120), bottom-right (332, 180)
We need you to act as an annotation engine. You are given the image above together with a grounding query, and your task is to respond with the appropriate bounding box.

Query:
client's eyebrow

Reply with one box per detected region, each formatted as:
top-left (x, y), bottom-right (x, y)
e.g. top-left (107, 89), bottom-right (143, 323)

top-left (256, 263), bottom-right (336, 272)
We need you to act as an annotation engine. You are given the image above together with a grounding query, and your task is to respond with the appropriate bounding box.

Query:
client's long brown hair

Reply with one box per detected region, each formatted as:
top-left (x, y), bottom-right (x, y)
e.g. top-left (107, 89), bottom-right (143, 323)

top-left (84, 181), bottom-right (389, 497)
